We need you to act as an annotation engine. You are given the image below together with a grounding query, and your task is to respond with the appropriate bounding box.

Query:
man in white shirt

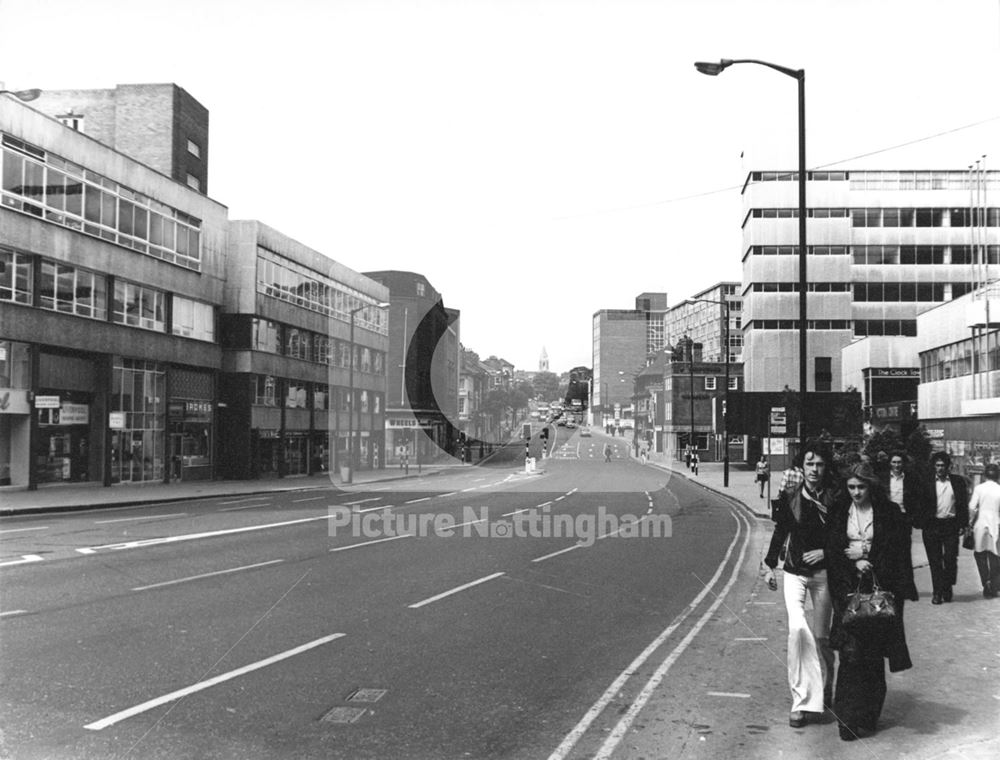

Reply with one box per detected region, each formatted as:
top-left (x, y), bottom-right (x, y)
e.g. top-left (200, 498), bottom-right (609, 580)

top-left (920, 452), bottom-right (969, 604)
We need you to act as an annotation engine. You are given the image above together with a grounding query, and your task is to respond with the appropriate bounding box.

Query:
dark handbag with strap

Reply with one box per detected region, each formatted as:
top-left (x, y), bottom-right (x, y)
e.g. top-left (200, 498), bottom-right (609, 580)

top-left (962, 529), bottom-right (976, 551)
top-left (842, 571), bottom-right (897, 635)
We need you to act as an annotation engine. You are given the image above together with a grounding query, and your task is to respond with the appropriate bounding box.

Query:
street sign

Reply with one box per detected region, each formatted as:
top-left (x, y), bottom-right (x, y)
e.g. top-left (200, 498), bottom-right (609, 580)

top-left (34, 395), bottom-right (60, 409)
top-left (109, 412), bottom-right (126, 429)
top-left (769, 406), bottom-right (787, 436)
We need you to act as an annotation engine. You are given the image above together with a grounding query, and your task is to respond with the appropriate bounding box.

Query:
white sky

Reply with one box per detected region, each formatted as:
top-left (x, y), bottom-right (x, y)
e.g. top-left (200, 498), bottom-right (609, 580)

top-left (2, 0), bottom-right (998, 373)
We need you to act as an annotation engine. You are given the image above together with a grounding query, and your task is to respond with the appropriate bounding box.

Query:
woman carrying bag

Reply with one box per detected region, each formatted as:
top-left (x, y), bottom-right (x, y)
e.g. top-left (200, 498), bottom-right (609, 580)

top-left (967, 462), bottom-right (1000, 598)
top-left (826, 463), bottom-right (916, 741)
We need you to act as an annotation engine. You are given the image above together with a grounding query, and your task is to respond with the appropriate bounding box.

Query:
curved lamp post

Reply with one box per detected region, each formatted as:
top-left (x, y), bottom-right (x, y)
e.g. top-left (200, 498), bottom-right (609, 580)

top-left (345, 300), bottom-right (390, 484)
top-left (694, 58), bottom-right (807, 453)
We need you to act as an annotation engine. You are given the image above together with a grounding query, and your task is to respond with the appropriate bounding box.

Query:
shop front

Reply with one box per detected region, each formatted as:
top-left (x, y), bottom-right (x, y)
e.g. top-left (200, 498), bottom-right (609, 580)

top-left (110, 358), bottom-right (165, 484)
top-left (168, 400), bottom-right (214, 481)
top-left (0, 340), bottom-right (31, 486)
top-left (36, 394), bottom-right (94, 483)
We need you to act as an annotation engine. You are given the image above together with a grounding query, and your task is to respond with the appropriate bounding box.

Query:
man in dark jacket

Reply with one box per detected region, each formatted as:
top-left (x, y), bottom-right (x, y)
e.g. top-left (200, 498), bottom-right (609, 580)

top-left (880, 451), bottom-right (925, 598)
top-left (919, 452), bottom-right (970, 604)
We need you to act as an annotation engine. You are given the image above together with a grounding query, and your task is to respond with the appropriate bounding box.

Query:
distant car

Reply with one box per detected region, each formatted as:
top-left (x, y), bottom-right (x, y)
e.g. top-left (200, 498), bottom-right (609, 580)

top-left (579, 427), bottom-right (591, 437)
top-left (565, 420), bottom-right (577, 429)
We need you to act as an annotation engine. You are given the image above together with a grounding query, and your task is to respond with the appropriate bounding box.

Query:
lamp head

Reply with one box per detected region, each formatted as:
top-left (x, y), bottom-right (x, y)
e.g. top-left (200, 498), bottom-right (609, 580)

top-left (1, 88), bottom-right (42, 102)
top-left (694, 60), bottom-right (733, 76)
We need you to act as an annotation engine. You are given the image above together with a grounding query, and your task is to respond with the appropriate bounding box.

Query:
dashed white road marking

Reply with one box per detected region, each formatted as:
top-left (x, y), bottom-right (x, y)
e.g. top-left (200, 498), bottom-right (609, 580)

top-left (408, 572), bottom-right (505, 609)
top-left (0, 554), bottom-right (44, 568)
top-left (735, 637), bottom-right (767, 641)
top-left (0, 526), bottom-right (49, 534)
top-left (532, 544), bottom-right (583, 563)
top-left (292, 496), bottom-right (326, 503)
top-left (95, 513), bottom-right (187, 524)
top-left (131, 560), bottom-right (285, 591)
top-left (218, 496), bottom-right (270, 505)
top-left (437, 492), bottom-right (458, 498)
top-left (0, 610), bottom-right (28, 617)
top-left (707, 691), bottom-right (751, 698)
top-left (341, 498), bottom-right (382, 506)
top-left (330, 534), bottom-right (413, 552)
top-left (218, 503), bottom-right (272, 512)
top-left (84, 633), bottom-right (346, 731)
top-left (404, 497), bottom-right (431, 504)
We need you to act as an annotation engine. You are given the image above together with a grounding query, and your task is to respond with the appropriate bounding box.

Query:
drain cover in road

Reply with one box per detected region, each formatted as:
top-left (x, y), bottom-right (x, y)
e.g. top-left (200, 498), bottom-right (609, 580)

top-left (347, 688), bottom-right (387, 703)
top-left (320, 706), bottom-right (367, 724)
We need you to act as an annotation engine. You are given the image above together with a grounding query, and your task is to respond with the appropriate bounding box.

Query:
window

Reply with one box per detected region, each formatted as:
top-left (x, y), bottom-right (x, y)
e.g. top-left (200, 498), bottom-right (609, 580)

top-left (38, 260), bottom-right (106, 319)
top-left (416, 281), bottom-right (426, 296)
top-left (113, 280), bottom-right (165, 332)
top-left (254, 375), bottom-right (276, 406)
top-left (704, 377), bottom-right (717, 390)
top-left (57, 112), bottom-right (85, 132)
top-left (171, 296), bottom-right (215, 342)
top-left (185, 174), bottom-right (201, 192)
top-left (815, 357), bottom-right (832, 392)
top-left (187, 139), bottom-right (201, 158)
top-left (1, 134), bottom-right (202, 271)
top-left (0, 247), bottom-right (32, 304)
top-left (252, 318), bottom-right (281, 353)
top-left (728, 376), bottom-right (738, 390)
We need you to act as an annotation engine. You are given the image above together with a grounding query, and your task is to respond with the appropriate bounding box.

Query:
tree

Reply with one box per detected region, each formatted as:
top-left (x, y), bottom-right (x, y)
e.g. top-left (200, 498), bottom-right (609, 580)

top-left (531, 371), bottom-right (561, 402)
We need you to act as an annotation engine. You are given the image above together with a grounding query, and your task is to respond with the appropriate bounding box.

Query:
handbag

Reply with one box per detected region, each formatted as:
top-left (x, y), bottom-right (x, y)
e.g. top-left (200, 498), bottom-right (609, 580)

top-left (962, 529), bottom-right (976, 551)
top-left (842, 572), bottom-right (897, 635)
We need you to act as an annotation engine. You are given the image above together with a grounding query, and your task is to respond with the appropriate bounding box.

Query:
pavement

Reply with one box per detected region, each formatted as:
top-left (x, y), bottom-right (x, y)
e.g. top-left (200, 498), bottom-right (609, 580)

top-left (632, 453), bottom-right (1000, 760)
top-left (2, 444), bottom-right (997, 759)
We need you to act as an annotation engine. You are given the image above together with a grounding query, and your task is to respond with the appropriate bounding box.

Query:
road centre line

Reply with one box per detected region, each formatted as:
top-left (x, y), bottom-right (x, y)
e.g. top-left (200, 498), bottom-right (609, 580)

top-left (131, 560), bottom-right (285, 591)
top-left (219, 496), bottom-right (270, 505)
top-left (356, 504), bottom-right (393, 513)
top-left (0, 555), bottom-right (44, 568)
top-left (707, 691), bottom-right (751, 698)
top-left (77, 514), bottom-right (339, 554)
top-left (219, 503), bottom-right (272, 512)
top-left (548, 509), bottom-right (748, 760)
top-left (341, 498), bottom-right (382, 506)
top-left (0, 526), bottom-right (49, 534)
top-left (330, 534), bottom-right (413, 552)
top-left (532, 544), bottom-right (583, 563)
top-left (502, 508), bottom-right (531, 517)
top-left (292, 496), bottom-right (326, 503)
top-left (408, 572), bottom-right (505, 609)
top-left (735, 637), bottom-right (768, 641)
top-left (404, 497), bottom-right (431, 504)
top-left (438, 491), bottom-right (458, 498)
top-left (84, 633), bottom-right (346, 731)
top-left (95, 513), bottom-right (187, 524)
top-left (1, 610), bottom-right (28, 617)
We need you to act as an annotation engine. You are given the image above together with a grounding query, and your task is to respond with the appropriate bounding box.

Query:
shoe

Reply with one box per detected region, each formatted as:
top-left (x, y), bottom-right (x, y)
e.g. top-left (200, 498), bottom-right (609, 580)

top-left (789, 711), bottom-right (807, 728)
top-left (839, 726), bottom-right (860, 741)
top-left (931, 594), bottom-right (943, 605)
top-left (943, 588), bottom-right (953, 602)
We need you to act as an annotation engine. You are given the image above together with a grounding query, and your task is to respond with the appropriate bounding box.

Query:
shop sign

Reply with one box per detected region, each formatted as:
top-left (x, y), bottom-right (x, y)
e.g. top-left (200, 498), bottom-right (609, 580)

top-left (258, 429), bottom-right (279, 439)
top-left (60, 403), bottom-right (89, 425)
top-left (185, 400), bottom-right (213, 417)
top-left (0, 389), bottom-right (31, 415)
top-left (870, 368), bottom-right (919, 378)
top-left (109, 412), bottom-right (126, 429)
top-left (388, 419), bottom-right (418, 427)
top-left (34, 395), bottom-right (61, 409)
top-left (769, 406), bottom-right (787, 436)
top-left (926, 429), bottom-right (945, 439)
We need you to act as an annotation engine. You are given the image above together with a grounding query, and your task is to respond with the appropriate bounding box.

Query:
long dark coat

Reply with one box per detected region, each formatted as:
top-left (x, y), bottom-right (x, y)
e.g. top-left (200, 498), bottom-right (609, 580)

top-left (826, 494), bottom-right (915, 673)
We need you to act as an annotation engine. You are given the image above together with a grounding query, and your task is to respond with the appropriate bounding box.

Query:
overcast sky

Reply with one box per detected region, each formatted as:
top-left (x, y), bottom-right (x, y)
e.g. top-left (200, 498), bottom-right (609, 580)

top-left (2, 0), bottom-right (998, 373)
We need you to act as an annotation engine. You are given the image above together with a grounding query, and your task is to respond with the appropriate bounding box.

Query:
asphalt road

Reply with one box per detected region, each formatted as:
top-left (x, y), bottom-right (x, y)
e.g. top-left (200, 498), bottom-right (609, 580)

top-left (0, 429), bottom-right (751, 760)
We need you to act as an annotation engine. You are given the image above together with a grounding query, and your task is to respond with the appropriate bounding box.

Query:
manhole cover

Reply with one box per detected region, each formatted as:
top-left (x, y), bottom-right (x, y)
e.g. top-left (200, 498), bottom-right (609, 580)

top-left (320, 706), bottom-right (367, 724)
top-left (347, 688), bottom-right (387, 704)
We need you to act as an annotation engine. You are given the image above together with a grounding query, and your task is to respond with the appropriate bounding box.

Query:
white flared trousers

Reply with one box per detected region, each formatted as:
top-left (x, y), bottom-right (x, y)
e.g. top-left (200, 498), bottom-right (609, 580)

top-left (781, 569), bottom-right (833, 713)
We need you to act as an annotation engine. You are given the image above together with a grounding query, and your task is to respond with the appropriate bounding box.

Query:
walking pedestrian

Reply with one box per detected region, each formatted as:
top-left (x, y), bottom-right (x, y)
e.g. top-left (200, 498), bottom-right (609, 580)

top-left (690, 451), bottom-right (699, 476)
top-left (603, 443), bottom-right (612, 462)
top-left (761, 439), bottom-right (838, 728)
top-left (968, 462), bottom-right (1000, 598)
top-left (827, 463), bottom-right (915, 741)
top-left (880, 451), bottom-right (923, 599)
top-left (917, 452), bottom-right (969, 604)
top-left (755, 455), bottom-right (770, 498)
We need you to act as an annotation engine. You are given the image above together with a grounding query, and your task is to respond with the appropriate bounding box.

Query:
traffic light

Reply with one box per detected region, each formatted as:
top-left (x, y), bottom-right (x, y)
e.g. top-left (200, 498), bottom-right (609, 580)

top-left (540, 427), bottom-right (549, 441)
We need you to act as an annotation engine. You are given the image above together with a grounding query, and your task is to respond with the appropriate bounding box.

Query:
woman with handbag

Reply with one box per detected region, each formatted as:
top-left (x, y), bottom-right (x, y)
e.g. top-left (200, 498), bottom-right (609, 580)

top-left (826, 463), bottom-right (916, 741)
top-left (761, 440), bottom-right (838, 728)
top-left (967, 462), bottom-right (1000, 598)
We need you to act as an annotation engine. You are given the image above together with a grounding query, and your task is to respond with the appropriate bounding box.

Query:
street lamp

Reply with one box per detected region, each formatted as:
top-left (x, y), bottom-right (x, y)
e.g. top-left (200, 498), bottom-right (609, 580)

top-left (695, 58), bottom-right (807, 453)
top-left (0, 88), bottom-right (41, 102)
top-left (690, 298), bottom-right (732, 487)
top-left (345, 300), bottom-right (390, 484)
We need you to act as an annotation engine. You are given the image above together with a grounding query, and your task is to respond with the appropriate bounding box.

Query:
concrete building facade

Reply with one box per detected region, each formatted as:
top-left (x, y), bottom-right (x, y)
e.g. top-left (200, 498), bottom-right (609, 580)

top-left (741, 169), bottom-right (999, 395)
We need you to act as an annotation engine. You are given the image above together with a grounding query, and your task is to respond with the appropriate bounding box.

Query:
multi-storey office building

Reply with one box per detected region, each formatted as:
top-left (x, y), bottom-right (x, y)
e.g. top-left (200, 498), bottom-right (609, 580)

top-left (1, 93), bottom-right (227, 487)
top-left (916, 284), bottom-right (1000, 478)
top-left (363, 271), bottom-right (460, 465)
top-left (218, 222), bottom-right (389, 479)
top-left (663, 282), bottom-right (742, 363)
top-left (741, 169), bottom-right (999, 395)
top-left (591, 293), bottom-right (668, 428)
